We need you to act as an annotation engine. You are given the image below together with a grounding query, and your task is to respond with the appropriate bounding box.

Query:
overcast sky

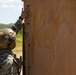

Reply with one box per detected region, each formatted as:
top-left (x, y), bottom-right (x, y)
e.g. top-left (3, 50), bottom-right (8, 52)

top-left (0, 0), bottom-right (23, 24)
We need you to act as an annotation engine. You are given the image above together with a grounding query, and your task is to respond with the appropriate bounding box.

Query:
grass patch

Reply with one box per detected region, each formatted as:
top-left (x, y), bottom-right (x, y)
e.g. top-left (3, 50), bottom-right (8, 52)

top-left (13, 40), bottom-right (23, 58)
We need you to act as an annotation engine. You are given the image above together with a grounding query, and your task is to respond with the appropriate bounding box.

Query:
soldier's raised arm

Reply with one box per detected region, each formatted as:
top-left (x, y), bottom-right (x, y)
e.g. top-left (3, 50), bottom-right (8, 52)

top-left (11, 8), bottom-right (29, 33)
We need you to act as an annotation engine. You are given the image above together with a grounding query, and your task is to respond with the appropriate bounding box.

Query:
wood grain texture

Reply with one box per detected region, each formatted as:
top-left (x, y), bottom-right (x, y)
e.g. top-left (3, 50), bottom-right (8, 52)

top-left (22, 0), bottom-right (76, 75)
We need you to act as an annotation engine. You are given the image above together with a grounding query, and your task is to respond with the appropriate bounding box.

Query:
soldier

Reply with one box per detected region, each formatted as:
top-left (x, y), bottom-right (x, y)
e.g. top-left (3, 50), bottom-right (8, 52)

top-left (0, 8), bottom-right (29, 75)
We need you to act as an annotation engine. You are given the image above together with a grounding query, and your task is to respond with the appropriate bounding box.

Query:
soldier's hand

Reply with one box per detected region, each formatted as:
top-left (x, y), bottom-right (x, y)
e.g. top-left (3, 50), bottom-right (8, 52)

top-left (21, 7), bottom-right (30, 19)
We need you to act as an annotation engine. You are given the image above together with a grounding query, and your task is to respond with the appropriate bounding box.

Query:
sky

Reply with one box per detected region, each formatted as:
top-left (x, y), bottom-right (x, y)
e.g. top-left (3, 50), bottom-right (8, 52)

top-left (0, 0), bottom-right (23, 24)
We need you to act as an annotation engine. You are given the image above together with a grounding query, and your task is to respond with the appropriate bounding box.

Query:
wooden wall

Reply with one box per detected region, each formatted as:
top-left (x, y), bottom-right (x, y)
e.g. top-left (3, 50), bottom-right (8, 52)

top-left (22, 0), bottom-right (76, 75)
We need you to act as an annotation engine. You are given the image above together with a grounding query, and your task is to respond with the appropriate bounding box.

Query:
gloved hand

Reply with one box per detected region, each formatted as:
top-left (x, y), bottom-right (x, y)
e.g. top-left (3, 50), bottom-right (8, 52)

top-left (21, 7), bottom-right (30, 19)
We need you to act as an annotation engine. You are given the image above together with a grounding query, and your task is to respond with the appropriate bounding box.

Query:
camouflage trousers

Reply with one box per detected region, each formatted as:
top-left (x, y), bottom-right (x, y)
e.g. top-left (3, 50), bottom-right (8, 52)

top-left (0, 53), bottom-right (18, 75)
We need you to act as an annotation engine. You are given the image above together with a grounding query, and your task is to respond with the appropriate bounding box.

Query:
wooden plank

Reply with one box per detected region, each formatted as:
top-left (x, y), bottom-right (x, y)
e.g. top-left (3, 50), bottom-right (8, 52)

top-left (23, 0), bottom-right (76, 75)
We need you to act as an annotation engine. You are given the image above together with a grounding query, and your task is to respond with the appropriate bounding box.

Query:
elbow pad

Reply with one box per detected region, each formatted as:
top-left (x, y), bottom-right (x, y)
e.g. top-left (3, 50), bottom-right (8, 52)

top-left (12, 20), bottom-right (24, 33)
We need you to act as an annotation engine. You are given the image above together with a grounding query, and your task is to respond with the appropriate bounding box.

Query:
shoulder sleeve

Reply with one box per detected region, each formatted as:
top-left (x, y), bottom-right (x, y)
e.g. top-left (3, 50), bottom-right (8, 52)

top-left (11, 20), bottom-right (24, 33)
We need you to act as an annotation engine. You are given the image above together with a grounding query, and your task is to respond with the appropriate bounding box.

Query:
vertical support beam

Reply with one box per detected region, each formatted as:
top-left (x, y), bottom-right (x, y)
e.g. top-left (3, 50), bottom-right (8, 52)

top-left (24, 6), bottom-right (29, 75)
top-left (27, 5), bottom-right (30, 75)
top-left (21, 0), bottom-right (28, 75)
top-left (21, 1), bottom-right (26, 75)
top-left (22, 0), bottom-right (30, 74)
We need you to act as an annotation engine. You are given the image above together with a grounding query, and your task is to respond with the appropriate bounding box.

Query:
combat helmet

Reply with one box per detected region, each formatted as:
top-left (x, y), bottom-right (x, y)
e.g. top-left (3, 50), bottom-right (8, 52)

top-left (0, 28), bottom-right (16, 49)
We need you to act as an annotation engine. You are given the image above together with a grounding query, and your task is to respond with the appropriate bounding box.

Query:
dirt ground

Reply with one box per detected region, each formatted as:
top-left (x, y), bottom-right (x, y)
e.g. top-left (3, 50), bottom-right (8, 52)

top-left (13, 48), bottom-right (22, 58)
top-left (13, 42), bottom-right (22, 58)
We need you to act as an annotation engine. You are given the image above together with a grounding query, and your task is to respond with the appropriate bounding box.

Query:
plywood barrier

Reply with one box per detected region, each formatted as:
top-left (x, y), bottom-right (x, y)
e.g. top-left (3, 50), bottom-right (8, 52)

top-left (22, 0), bottom-right (76, 75)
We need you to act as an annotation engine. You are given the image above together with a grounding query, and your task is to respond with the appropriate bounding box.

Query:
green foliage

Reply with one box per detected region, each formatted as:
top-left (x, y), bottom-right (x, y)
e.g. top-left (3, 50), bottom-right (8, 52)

top-left (16, 29), bottom-right (23, 42)
top-left (0, 23), bottom-right (13, 29)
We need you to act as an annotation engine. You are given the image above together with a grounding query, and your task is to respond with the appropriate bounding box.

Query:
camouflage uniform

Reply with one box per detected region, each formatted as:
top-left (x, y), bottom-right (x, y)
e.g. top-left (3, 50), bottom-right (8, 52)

top-left (0, 20), bottom-right (23, 75)
top-left (0, 53), bottom-right (18, 75)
